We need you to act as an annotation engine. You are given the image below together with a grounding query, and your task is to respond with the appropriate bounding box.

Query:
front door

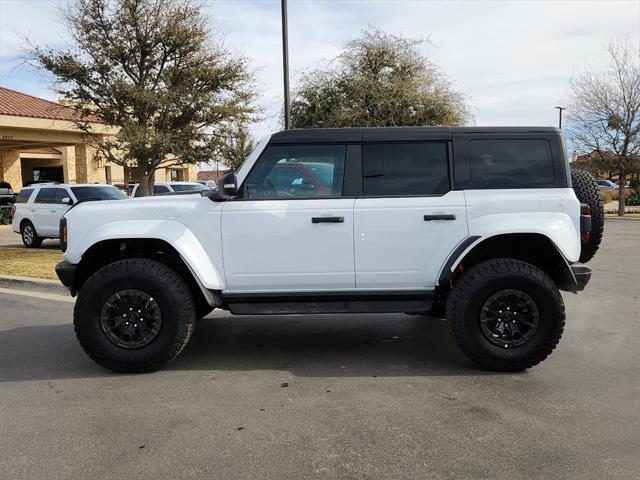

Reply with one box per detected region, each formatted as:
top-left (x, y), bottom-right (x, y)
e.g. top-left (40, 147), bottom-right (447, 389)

top-left (221, 143), bottom-right (355, 292)
top-left (354, 142), bottom-right (468, 289)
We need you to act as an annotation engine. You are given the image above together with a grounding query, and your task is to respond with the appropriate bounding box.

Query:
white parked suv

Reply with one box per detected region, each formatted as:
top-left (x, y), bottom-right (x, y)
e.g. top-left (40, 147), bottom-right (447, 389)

top-left (55, 127), bottom-right (603, 373)
top-left (130, 181), bottom-right (208, 197)
top-left (12, 183), bottom-right (127, 247)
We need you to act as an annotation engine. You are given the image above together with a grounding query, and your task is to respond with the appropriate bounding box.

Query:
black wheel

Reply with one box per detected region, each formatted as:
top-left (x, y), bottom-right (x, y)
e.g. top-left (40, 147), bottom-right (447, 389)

top-left (21, 220), bottom-right (43, 248)
top-left (446, 258), bottom-right (565, 371)
top-left (571, 169), bottom-right (604, 263)
top-left (74, 258), bottom-right (195, 373)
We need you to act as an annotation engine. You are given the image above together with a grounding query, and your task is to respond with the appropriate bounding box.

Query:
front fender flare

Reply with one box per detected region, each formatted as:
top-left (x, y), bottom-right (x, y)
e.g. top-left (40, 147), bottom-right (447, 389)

top-left (68, 219), bottom-right (225, 290)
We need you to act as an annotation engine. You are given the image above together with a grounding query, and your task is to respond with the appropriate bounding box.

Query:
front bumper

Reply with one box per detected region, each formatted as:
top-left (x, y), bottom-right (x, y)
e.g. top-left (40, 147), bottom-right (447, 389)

top-left (55, 261), bottom-right (77, 295)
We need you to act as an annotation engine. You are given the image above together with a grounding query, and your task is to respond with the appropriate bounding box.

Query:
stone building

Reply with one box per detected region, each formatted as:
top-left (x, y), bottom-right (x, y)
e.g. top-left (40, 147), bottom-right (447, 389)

top-left (0, 87), bottom-right (195, 190)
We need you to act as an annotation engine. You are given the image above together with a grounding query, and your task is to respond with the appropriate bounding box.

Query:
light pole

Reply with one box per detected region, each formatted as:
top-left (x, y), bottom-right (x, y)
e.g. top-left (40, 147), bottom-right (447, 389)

top-left (281, 0), bottom-right (290, 130)
top-left (555, 106), bottom-right (566, 129)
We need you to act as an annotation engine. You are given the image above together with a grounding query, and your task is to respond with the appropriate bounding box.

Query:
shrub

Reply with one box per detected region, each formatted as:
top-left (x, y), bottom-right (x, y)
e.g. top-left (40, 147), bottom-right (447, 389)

top-left (0, 208), bottom-right (12, 225)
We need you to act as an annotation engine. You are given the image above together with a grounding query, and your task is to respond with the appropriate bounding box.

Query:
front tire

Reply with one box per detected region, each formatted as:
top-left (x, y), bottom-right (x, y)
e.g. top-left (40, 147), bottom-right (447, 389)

top-left (446, 258), bottom-right (565, 371)
top-left (74, 258), bottom-right (195, 373)
top-left (21, 220), bottom-right (42, 248)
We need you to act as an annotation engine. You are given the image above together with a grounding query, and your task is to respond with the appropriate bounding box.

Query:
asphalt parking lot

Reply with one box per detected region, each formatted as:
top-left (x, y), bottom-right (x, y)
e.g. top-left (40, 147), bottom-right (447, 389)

top-left (1, 220), bottom-right (639, 479)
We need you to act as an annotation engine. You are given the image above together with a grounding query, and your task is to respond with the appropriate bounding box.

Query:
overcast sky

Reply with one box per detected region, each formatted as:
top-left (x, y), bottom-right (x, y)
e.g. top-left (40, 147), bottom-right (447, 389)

top-left (1, 0), bottom-right (639, 141)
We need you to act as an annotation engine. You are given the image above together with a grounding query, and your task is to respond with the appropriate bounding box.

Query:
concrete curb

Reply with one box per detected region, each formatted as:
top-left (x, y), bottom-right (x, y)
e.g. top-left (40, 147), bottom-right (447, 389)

top-left (605, 216), bottom-right (640, 221)
top-left (0, 274), bottom-right (68, 295)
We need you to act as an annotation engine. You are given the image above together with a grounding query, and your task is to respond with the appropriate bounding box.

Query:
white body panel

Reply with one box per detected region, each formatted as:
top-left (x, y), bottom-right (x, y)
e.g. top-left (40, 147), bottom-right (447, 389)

top-left (354, 191), bottom-right (468, 289)
top-left (434, 188), bottom-right (582, 282)
top-left (64, 195), bottom-right (227, 290)
top-left (221, 199), bottom-right (355, 292)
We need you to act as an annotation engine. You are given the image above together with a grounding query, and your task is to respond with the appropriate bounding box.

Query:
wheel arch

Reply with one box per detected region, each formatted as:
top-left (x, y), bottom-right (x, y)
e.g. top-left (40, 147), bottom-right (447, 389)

top-left (439, 233), bottom-right (577, 291)
top-left (74, 238), bottom-right (220, 308)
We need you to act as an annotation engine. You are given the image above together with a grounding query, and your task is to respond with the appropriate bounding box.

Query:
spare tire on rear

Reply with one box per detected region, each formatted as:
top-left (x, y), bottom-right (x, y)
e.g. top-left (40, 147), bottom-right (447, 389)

top-left (571, 169), bottom-right (604, 263)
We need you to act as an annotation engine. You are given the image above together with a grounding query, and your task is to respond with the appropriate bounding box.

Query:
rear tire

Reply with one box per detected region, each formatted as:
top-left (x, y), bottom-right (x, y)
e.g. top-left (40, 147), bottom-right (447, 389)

top-left (74, 258), bottom-right (195, 373)
top-left (446, 258), bottom-right (565, 371)
top-left (571, 169), bottom-right (604, 263)
top-left (21, 220), bottom-right (42, 248)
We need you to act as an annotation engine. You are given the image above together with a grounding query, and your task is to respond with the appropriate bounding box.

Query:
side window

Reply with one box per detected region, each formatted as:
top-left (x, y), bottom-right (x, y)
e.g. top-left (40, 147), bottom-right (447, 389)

top-left (469, 139), bottom-right (554, 186)
top-left (35, 188), bottom-right (57, 204)
top-left (15, 189), bottom-right (34, 203)
top-left (244, 144), bottom-right (346, 199)
top-left (362, 142), bottom-right (449, 196)
top-left (54, 188), bottom-right (69, 204)
top-left (154, 185), bottom-right (171, 195)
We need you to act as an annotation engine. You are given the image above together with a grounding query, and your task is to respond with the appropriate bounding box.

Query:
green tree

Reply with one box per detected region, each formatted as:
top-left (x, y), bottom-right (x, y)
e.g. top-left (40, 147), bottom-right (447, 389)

top-left (33, 0), bottom-right (257, 195)
top-left (290, 28), bottom-right (471, 129)
top-left (567, 39), bottom-right (640, 216)
top-left (216, 124), bottom-right (255, 172)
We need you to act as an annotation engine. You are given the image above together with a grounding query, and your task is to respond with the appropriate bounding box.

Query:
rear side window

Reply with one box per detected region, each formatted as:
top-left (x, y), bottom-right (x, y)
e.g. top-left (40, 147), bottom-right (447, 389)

top-left (469, 139), bottom-right (554, 186)
top-left (170, 183), bottom-right (206, 192)
top-left (154, 185), bottom-right (171, 194)
top-left (71, 186), bottom-right (127, 200)
top-left (362, 143), bottom-right (449, 196)
top-left (15, 189), bottom-right (34, 203)
top-left (35, 188), bottom-right (58, 204)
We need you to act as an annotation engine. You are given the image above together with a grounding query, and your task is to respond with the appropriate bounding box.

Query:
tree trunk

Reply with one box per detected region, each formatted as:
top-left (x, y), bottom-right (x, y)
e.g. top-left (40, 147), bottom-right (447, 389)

top-left (133, 166), bottom-right (154, 197)
top-left (618, 172), bottom-right (626, 217)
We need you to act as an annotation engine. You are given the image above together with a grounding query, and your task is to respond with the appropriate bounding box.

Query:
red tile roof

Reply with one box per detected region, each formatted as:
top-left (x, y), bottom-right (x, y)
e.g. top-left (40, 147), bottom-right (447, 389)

top-left (0, 87), bottom-right (100, 122)
top-left (19, 147), bottom-right (62, 155)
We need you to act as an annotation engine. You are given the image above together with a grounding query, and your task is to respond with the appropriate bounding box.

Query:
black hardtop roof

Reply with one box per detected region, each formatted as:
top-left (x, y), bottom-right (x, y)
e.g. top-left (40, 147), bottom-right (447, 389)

top-left (269, 126), bottom-right (561, 144)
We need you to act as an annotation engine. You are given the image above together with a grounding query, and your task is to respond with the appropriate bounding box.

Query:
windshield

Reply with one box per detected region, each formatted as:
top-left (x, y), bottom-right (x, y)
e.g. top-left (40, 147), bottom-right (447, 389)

top-left (71, 186), bottom-right (127, 201)
top-left (170, 183), bottom-right (206, 192)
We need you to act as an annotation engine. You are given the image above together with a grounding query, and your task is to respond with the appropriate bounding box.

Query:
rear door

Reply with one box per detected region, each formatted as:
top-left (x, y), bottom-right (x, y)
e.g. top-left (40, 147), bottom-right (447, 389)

top-left (221, 143), bottom-right (355, 292)
top-left (32, 187), bottom-right (58, 235)
top-left (354, 142), bottom-right (468, 289)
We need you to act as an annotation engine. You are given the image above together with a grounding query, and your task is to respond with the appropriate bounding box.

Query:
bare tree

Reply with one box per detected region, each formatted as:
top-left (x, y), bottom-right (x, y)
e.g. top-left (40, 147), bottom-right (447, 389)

top-left (32, 0), bottom-right (257, 196)
top-left (567, 39), bottom-right (640, 216)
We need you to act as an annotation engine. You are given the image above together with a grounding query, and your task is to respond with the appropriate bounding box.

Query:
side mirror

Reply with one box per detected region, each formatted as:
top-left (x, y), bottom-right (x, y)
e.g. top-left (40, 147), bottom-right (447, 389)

top-left (61, 197), bottom-right (74, 205)
top-left (219, 172), bottom-right (239, 197)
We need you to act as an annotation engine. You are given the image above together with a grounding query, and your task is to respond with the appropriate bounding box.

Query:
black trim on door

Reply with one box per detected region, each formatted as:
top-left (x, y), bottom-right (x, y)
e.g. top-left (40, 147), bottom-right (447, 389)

top-left (342, 144), bottom-right (362, 196)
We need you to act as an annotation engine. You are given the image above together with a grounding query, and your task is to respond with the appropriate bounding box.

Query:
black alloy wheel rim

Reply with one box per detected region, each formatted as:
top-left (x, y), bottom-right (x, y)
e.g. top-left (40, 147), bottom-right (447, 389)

top-left (99, 289), bottom-right (162, 349)
top-left (479, 289), bottom-right (540, 348)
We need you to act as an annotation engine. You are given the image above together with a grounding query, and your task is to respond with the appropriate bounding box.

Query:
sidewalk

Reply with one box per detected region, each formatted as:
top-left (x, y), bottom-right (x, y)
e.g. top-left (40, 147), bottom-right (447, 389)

top-left (0, 224), bottom-right (59, 249)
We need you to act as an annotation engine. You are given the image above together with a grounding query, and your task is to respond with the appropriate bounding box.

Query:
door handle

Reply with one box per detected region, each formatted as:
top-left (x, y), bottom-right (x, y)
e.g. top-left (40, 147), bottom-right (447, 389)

top-left (312, 216), bottom-right (344, 224)
top-left (424, 214), bottom-right (456, 221)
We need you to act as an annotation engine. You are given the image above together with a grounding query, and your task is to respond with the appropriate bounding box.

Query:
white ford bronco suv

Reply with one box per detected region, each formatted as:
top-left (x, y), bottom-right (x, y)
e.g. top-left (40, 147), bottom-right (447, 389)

top-left (55, 127), bottom-right (603, 373)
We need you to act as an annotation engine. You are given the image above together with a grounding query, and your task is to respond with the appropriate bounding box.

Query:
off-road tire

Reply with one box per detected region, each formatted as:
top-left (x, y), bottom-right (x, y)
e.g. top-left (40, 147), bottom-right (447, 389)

top-left (21, 220), bottom-right (43, 248)
top-left (446, 258), bottom-right (565, 371)
top-left (571, 169), bottom-right (604, 262)
top-left (74, 258), bottom-right (195, 373)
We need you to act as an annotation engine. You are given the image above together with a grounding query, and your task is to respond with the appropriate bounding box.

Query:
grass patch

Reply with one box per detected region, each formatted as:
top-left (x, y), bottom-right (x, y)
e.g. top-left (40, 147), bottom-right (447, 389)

top-left (0, 247), bottom-right (63, 280)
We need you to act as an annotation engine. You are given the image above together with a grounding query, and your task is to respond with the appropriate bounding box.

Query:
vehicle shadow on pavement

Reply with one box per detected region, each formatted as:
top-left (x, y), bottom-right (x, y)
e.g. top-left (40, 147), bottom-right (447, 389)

top-left (0, 313), bottom-right (507, 382)
top-left (178, 313), bottom-right (484, 377)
